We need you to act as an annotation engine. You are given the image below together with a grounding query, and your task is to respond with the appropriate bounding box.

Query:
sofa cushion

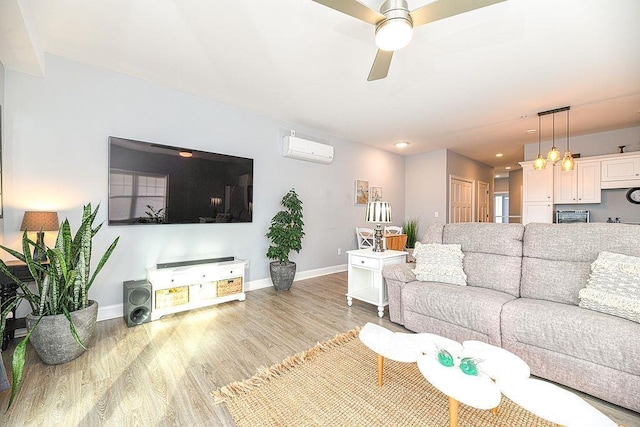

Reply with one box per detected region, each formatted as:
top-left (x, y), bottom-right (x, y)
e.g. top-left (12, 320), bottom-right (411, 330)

top-left (501, 298), bottom-right (640, 377)
top-left (521, 223), bottom-right (640, 305)
top-left (411, 242), bottom-right (467, 286)
top-left (441, 223), bottom-right (524, 296)
top-left (579, 251), bottom-right (640, 323)
top-left (402, 282), bottom-right (516, 346)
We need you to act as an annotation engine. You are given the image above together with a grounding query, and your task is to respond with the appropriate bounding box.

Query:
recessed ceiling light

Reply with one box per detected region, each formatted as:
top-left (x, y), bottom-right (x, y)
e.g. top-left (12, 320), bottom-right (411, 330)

top-left (496, 153), bottom-right (503, 157)
top-left (505, 166), bottom-right (512, 170)
top-left (526, 129), bottom-right (537, 134)
top-left (394, 142), bottom-right (409, 148)
top-left (495, 174), bottom-right (501, 178)
top-left (179, 150), bottom-right (193, 158)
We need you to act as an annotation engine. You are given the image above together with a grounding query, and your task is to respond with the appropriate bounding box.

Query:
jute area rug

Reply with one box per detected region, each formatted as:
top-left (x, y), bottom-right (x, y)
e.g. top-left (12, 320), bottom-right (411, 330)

top-left (212, 327), bottom-right (557, 427)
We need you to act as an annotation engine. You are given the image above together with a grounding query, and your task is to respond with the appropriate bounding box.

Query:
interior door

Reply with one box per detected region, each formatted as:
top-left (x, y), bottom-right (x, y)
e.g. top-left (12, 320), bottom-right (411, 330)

top-left (477, 181), bottom-right (489, 222)
top-left (449, 176), bottom-right (474, 223)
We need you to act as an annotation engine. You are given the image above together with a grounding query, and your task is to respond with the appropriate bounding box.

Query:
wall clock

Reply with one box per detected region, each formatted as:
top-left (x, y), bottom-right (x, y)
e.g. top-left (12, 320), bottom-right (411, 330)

top-left (626, 187), bottom-right (640, 204)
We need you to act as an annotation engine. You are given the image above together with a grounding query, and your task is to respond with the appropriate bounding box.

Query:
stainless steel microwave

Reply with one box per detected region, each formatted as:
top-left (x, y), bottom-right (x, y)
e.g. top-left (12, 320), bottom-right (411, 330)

top-left (556, 210), bottom-right (590, 223)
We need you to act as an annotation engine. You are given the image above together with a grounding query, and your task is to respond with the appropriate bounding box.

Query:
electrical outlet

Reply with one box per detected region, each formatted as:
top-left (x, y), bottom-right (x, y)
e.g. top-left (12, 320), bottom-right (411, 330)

top-left (434, 211), bottom-right (439, 218)
top-left (337, 248), bottom-right (342, 255)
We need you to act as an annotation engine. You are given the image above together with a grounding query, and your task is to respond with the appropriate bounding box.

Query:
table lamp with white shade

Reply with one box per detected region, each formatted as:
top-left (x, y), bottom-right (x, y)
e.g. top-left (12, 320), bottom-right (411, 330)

top-left (366, 201), bottom-right (391, 252)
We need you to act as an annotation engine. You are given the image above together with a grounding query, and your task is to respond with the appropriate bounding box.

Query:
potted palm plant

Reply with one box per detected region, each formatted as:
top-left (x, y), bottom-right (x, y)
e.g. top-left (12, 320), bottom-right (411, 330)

top-left (266, 189), bottom-right (304, 291)
top-left (0, 203), bottom-right (119, 408)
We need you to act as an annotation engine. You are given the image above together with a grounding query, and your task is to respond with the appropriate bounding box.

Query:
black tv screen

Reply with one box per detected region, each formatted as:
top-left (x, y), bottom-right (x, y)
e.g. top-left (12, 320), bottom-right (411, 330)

top-left (108, 136), bottom-right (253, 225)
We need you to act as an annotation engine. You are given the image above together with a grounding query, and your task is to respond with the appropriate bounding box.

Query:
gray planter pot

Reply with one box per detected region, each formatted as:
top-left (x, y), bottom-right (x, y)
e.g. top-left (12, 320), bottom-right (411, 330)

top-left (26, 300), bottom-right (99, 365)
top-left (269, 261), bottom-right (296, 291)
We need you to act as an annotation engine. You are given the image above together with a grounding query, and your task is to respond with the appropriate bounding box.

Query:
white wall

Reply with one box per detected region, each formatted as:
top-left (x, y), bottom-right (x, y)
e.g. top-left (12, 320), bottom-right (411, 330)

top-left (405, 149), bottom-right (447, 238)
top-left (0, 60), bottom-right (4, 238)
top-left (2, 54), bottom-right (405, 311)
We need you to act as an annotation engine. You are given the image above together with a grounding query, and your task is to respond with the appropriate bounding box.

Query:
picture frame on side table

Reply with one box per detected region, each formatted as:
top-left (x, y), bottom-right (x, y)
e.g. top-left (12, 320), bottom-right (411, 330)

top-left (370, 186), bottom-right (382, 202)
top-left (355, 180), bottom-right (369, 205)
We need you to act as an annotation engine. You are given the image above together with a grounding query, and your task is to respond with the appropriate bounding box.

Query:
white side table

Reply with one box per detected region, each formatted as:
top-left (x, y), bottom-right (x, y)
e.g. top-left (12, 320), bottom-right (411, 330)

top-left (347, 248), bottom-right (406, 318)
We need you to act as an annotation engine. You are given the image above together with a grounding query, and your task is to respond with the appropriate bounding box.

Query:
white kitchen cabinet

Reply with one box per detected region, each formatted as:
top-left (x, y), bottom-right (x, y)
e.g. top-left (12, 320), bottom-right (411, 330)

top-left (522, 201), bottom-right (553, 224)
top-left (522, 165), bottom-right (554, 202)
top-left (554, 160), bottom-right (601, 204)
top-left (601, 155), bottom-right (640, 189)
top-left (520, 162), bottom-right (554, 224)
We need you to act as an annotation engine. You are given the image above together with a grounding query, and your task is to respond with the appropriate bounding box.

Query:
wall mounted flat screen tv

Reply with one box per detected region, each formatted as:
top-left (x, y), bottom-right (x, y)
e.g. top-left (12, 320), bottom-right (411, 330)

top-left (108, 136), bottom-right (253, 225)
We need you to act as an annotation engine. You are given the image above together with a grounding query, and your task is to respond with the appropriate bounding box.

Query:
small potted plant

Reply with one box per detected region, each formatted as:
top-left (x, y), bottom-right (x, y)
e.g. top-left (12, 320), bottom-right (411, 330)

top-left (266, 189), bottom-right (304, 291)
top-left (0, 203), bottom-right (119, 408)
top-left (402, 217), bottom-right (419, 262)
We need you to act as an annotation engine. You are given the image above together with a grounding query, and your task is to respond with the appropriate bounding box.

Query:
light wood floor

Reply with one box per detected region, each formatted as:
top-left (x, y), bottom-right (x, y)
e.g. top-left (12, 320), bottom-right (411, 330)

top-left (1, 272), bottom-right (639, 426)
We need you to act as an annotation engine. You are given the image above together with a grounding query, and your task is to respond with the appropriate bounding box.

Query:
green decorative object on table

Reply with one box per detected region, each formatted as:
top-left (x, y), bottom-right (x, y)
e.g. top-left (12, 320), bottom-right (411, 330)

top-left (437, 348), bottom-right (454, 367)
top-left (459, 357), bottom-right (480, 376)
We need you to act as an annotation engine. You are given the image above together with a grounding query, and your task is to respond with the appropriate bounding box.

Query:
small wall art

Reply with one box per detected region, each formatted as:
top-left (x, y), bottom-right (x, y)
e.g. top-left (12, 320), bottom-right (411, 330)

top-left (370, 186), bottom-right (382, 202)
top-left (355, 180), bottom-right (369, 205)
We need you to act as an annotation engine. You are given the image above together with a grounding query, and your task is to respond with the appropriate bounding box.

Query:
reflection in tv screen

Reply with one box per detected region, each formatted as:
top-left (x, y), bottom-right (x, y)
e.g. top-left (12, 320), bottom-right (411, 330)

top-left (108, 136), bottom-right (253, 225)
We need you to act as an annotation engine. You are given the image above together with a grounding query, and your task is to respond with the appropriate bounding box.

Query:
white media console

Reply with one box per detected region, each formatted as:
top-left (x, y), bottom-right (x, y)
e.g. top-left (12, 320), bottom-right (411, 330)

top-left (147, 258), bottom-right (246, 321)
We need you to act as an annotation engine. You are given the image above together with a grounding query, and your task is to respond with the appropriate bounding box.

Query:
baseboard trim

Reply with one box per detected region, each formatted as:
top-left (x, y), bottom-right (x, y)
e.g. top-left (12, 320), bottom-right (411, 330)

top-left (99, 264), bottom-right (347, 321)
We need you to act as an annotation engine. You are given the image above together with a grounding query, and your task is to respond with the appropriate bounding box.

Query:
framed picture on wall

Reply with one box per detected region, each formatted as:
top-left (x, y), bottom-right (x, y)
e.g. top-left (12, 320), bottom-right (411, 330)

top-left (370, 186), bottom-right (382, 202)
top-left (355, 180), bottom-right (369, 205)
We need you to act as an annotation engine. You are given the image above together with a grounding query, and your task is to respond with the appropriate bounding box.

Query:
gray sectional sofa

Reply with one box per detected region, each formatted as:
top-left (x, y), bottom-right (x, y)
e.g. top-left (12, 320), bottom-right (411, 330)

top-left (382, 222), bottom-right (640, 412)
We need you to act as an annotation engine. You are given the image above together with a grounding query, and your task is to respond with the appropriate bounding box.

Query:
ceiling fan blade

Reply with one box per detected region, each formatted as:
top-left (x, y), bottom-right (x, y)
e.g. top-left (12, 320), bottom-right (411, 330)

top-left (312, 0), bottom-right (385, 25)
top-left (367, 50), bottom-right (394, 81)
top-left (410, 0), bottom-right (507, 28)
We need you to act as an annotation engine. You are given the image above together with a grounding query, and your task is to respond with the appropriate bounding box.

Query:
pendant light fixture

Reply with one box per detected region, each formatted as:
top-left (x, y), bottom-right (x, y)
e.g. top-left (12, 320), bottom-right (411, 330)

top-left (533, 106), bottom-right (571, 170)
top-left (561, 107), bottom-right (575, 171)
top-left (546, 111), bottom-right (561, 163)
top-left (533, 114), bottom-right (547, 170)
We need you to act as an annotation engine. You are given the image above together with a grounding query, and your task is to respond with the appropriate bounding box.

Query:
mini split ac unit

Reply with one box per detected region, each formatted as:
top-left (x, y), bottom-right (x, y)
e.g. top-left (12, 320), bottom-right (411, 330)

top-left (282, 135), bottom-right (334, 164)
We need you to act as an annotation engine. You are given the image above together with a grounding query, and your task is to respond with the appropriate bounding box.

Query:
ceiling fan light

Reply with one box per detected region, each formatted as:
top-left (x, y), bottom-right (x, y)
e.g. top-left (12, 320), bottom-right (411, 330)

top-left (375, 18), bottom-right (413, 51)
top-left (533, 155), bottom-right (547, 170)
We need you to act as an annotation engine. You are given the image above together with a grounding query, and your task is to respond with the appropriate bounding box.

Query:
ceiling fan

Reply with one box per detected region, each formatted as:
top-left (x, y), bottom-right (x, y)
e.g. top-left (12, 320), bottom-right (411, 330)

top-left (312, 0), bottom-right (507, 81)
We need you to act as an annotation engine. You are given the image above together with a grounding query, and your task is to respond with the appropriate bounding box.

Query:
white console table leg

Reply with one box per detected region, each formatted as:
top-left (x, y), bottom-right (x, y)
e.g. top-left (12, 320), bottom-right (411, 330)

top-left (377, 306), bottom-right (384, 318)
top-left (347, 296), bottom-right (353, 307)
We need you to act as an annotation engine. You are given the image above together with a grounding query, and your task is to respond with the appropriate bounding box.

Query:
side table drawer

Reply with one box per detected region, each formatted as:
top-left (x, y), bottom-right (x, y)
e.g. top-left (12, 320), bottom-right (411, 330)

top-left (350, 255), bottom-right (380, 270)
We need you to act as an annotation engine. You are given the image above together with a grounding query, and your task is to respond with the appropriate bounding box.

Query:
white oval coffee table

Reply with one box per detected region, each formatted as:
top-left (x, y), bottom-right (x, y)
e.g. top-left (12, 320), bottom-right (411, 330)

top-left (417, 353), bottom-right (502, 427)
top-left (498, 377), bottom-right (618, 427)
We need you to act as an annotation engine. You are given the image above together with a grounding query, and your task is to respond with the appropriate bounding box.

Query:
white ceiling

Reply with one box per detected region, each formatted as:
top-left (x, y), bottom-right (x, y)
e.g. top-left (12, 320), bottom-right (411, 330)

top-left (1, 0), bottom-right (639, 175)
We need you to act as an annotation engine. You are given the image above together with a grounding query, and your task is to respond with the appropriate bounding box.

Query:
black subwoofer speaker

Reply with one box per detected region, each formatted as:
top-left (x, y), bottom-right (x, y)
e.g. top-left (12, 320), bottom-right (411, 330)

top-left (123, 280), bottom-right (152, 327)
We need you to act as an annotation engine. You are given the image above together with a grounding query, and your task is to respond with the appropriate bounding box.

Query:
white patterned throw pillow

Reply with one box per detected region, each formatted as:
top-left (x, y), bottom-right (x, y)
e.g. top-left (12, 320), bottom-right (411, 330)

top-left (579, 251), bottom-right (640, 323)
top-left (411, 242), bottom-right (467, 286)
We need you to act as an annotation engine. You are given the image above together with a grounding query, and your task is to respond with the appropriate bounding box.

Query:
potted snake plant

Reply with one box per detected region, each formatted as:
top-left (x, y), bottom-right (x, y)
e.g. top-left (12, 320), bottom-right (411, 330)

top-left (0, 203), bottom-right (119, 409)
top-left (266, 189), bottom-right (304, 291)
top-left (402, 217), bottom-right (419, 262)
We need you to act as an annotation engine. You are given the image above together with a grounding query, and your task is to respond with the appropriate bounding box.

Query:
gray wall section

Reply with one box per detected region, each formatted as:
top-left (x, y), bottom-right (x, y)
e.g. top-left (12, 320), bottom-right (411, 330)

top-left (508, 169), bottom-right (523, 223)
top-left (556, 189), bottom-right (640, 224)
top-left (2, 54), bottom-right (406, 308)
top-left (495, 177), bottom-right (509, 193)
top-left (524, 126), bottom-right (640, 160)
top-left (405, 149), bottom-right (447, 237)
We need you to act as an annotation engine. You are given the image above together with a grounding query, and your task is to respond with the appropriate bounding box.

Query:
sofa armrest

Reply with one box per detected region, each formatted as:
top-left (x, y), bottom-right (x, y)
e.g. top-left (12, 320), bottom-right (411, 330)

top-left (382, 263), bottom-right (417, 325)
top-left (382, 263), bottom-right (416, 283)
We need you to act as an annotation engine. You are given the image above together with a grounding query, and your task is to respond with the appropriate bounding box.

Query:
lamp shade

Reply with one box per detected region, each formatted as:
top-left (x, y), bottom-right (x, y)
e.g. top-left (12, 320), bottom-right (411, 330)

top-left (365, 201), bottom-right (392, 223)
top-left (20, 211), bottom-right (59, 232)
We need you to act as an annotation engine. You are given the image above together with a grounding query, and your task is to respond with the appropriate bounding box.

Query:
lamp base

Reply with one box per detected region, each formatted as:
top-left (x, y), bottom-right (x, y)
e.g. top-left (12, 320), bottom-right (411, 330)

top-left (372, 224), bottom-right (385, 252)
top-left (33, 231), bottom-right (48, 262)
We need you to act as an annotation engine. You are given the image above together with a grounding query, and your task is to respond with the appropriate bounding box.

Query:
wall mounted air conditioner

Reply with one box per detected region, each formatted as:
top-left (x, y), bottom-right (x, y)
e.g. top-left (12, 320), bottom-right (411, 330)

top-left (282, 135), bottom-right (334, 164)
